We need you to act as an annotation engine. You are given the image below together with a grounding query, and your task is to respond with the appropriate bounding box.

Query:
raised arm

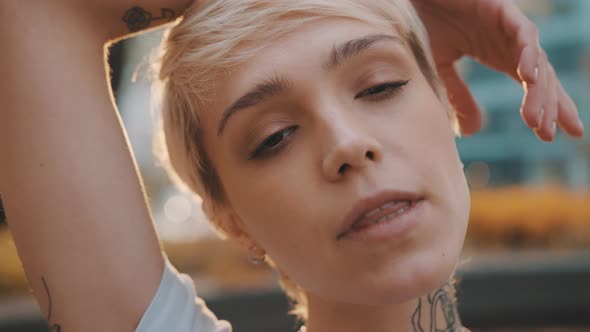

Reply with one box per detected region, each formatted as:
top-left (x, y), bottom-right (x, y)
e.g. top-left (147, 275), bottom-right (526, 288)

top-left (0, 1), bottom-right (192, 331)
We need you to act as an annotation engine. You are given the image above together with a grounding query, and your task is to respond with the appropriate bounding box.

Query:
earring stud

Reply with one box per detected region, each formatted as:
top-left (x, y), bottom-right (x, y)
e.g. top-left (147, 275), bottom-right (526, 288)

top-left (248, 254), bottom-right (266, 265)
top-left (248, 245), bottom-right (266, 265)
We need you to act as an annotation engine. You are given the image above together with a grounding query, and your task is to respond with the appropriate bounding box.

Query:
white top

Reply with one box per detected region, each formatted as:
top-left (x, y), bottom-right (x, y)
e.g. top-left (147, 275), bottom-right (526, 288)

top-left (136, 257), bottom-right (232, 332)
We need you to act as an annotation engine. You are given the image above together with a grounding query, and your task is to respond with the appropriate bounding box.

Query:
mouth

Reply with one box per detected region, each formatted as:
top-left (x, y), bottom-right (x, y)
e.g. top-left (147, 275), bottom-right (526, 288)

top-left (337, 190), bottom-right (425, 240)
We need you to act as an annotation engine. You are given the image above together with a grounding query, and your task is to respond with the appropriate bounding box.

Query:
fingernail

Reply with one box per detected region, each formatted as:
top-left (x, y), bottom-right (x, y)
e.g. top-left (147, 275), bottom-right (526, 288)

top-left (534, 66), bottom-right (539, 81)
top-left (536, 108), bottom-right (545, 129)
top-left (578, 118), bottom-right (585, 131)
top-left (551, 121), bottom-right (557, 138)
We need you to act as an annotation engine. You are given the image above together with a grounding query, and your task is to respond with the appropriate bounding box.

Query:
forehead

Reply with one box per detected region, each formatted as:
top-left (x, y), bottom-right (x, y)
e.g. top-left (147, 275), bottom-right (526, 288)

top-left (236, 18), bottom-right (405, 80)
top-left (198, 18), bottom-right (411, 136)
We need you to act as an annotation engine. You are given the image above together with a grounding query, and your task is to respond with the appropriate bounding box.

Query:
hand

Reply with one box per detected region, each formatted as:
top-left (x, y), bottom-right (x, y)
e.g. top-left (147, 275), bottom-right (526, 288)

top-left (412, 0), bottom-right (585, 141)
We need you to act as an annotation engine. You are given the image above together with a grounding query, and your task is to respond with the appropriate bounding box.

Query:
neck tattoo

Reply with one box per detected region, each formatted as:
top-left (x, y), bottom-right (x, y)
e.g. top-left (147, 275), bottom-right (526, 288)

top-left (298, 281), bottom-right (463, 332)
top-left (412, 281), bottom-right (462, 332)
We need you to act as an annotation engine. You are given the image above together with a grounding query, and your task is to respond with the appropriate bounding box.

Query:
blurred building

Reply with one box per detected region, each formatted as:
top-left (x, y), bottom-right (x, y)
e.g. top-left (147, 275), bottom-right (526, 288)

top-left (457, 0), bottom-right (590, 188)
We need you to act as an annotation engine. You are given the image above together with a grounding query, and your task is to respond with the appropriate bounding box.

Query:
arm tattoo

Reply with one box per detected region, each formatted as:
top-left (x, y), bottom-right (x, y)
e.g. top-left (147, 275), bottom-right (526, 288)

top-left (122, 6), bottom-right (176, 32)
top-left (412, 281), bottom-right (462, 332)
top-left (42, 277), bottom-right (62, 332)
top-left (0, 194), bottom-right (6, 224)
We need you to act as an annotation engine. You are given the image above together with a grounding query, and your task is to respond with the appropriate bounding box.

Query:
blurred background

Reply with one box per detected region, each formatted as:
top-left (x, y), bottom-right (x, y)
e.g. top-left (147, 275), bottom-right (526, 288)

top-left (1, 0), bottom-right (589, 331)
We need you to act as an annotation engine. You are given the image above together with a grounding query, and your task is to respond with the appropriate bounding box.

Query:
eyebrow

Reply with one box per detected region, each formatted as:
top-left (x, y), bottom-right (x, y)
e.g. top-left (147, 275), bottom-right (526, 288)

top-left (323, 33), bottom-right (402, 71)
top-left (217, 75), bottom-right (293, 136)
top-left (217, 33), bottom-right (403, 136)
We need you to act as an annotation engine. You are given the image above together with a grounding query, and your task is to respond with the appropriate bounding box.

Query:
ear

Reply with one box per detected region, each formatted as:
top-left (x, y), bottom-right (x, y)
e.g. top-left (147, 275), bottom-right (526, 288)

top-left (202, 198), bottom-right (266, 255)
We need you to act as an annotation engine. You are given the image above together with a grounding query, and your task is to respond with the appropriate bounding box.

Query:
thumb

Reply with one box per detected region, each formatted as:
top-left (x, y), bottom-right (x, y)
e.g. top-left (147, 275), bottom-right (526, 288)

top-left (438, 65), bottom-right (482, 136)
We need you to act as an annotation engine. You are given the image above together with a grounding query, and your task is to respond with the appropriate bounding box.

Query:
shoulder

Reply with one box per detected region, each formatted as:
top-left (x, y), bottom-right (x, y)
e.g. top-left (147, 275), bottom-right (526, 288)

top-left (136, 257), bottom-right (232, 332)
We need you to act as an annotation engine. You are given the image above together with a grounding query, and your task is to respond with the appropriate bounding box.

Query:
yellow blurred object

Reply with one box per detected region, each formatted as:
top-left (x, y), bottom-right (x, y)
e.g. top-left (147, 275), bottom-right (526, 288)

top-left (0, 185), bottom-right (589, 296)
top-left (468, 185), bottom-right (590, 248)
top-left (0, 227), bottom-right (29, 295)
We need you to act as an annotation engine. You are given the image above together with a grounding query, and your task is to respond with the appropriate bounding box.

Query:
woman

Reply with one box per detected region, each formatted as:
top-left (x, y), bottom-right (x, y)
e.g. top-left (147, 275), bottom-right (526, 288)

top-left (0, 0), bottom-right (583, 331)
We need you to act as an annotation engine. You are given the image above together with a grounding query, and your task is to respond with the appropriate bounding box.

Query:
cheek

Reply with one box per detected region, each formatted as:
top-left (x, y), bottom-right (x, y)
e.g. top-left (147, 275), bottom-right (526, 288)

top-left (387, 81), bottom-right (461, 183)
top-left (220, 154), bottom-right (320, 254)
top-left (395, 82), bottom-right (470, 238)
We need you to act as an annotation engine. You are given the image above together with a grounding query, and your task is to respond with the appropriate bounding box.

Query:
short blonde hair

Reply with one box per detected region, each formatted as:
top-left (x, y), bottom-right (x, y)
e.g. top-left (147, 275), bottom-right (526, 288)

top-left (153, 0), bottom-right (454, 321)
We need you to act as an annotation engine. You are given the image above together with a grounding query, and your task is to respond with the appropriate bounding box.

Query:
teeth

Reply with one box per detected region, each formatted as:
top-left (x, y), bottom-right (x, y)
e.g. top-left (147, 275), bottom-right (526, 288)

top-left (363, 200), bottom-right (409, 219)
top-left (374, 214), bottom-right (388, 224)
top-left (365, 207), bottom-right (381, 217)
top-left (370, 204), bottom-right (411, 225)
top-left (381, 201), bottom-right (398, 209)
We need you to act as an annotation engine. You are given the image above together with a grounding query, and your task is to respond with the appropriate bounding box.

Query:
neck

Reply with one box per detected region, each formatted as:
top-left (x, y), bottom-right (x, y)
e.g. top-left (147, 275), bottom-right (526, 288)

top-left (305, 281), bottom-right (463, 332)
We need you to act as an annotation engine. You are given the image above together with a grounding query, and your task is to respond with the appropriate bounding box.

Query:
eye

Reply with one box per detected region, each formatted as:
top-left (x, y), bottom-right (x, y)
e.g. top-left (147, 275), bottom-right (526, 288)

top-left (249, 126), bottom-right (298, 160)
top-left (355, 80), bottom-right (409, 101)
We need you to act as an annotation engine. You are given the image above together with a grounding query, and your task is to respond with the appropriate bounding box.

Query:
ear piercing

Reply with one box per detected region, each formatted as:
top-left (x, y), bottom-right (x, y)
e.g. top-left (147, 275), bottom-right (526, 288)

top-left (248, 245), bottom-right (266, 265)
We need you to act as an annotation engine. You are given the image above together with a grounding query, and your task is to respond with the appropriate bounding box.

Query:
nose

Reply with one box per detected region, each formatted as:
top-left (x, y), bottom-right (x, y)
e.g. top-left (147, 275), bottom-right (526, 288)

top-left (321, 126), bottom-right (382, 182)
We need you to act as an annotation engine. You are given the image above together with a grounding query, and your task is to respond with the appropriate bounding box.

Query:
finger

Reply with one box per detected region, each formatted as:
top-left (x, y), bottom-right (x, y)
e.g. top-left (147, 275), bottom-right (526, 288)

top-left (500, 2), bottom-right (541, 83)
top-left (556, 82), bottom-right (584, 138)
top-left (439, 65), bottom-right (481, 136)
top-left (520, 60), bottom-right (545, 130)
top-left (534, 63), bottom-right (558, 142)
top-left (517, 43), bottom-right (541, 84)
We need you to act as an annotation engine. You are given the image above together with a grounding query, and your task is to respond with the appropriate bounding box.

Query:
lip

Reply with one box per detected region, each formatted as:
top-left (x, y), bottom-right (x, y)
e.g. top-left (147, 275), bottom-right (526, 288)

top-left (337, 189), bottom-right (424, 240)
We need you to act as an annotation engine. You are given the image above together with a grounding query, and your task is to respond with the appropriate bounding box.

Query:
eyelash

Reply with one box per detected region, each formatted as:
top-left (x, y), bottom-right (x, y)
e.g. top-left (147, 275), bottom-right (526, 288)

top-left (355, 80), bottom-right (409, 101)
top-left (249, 80), bottom-right (409, 160)
top-left (249, 126), bottom-right (298, 160)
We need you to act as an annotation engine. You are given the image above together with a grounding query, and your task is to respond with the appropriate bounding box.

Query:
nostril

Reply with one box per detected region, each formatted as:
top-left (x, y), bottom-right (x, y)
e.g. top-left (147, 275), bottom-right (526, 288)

top-left (338, 164), bottom-right (350, 174)
top-left (366, 151), bottom-right (375, 160)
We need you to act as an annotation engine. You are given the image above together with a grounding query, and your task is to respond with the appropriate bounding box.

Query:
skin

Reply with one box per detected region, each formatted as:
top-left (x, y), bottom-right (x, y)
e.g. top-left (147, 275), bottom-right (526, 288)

top-left (0, 2), bottom-right (189, 331)
top-left (412, 0), bottom-right (584, 141)
top-left (201, 18), bottom-right (471, 332)
top-left (0, 0), bottom-right (581, 331)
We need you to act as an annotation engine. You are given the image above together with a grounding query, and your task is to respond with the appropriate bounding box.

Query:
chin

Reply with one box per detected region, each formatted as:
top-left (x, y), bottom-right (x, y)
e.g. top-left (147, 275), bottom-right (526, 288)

top-left (342, 239), bottom-right (465, 306)
top-left (366, 215), bottom-right (469, 304)
top-left (308, 204), bottom-right (469, 306)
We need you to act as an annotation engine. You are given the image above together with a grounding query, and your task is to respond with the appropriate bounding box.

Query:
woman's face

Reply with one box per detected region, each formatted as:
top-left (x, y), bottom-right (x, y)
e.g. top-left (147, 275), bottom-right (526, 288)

top-left (199, 18), bottom-right (470, 304)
